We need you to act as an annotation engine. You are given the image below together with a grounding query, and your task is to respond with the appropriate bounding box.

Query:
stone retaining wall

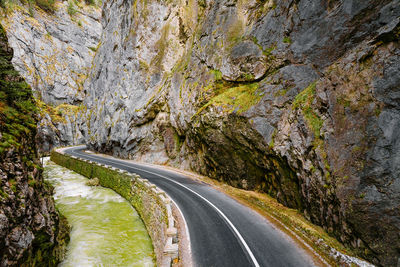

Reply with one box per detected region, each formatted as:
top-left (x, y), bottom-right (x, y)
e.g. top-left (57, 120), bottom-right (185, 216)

top-left (50, 149), bottom-right (179, 266)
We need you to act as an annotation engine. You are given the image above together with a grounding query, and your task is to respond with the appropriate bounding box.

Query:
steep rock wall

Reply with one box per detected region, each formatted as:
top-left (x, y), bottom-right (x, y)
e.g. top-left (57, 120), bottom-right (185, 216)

top-left (85, 0), bottom-right (399, 265)
top-left (0, 25), bottom-right (69, 266)
top-left (1, 1), bottom-right (101, 152)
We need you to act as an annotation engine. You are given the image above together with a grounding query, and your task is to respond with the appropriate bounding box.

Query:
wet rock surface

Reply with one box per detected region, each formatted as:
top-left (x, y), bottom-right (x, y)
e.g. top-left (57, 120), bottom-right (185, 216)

top-left (0, 25), bottom-right (69, 266)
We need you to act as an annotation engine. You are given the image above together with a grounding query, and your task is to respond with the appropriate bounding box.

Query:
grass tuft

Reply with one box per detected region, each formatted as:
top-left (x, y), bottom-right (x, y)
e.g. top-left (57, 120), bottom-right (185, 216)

top-left (67, 0), bottom-right (77, 16)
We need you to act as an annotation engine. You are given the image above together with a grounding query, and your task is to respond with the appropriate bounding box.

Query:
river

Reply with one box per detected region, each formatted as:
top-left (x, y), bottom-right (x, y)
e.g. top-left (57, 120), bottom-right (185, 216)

top-left (43, 158), bottom-right (155, 266)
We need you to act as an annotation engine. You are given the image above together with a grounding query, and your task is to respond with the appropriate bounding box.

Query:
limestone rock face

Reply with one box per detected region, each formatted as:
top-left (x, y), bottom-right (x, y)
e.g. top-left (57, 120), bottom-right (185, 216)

top-left (1, 2), bottom-right (101, 152)
top-left (0, 24), bottom-right (69, 266)
top-left (2, 3), bottom-right (101, 105)
top-left (4, 0), bottom-right (398, 265)
top-left (83, 0), bottom-right (400, 265)
top-left (221, 40), bottom-right (267, 81)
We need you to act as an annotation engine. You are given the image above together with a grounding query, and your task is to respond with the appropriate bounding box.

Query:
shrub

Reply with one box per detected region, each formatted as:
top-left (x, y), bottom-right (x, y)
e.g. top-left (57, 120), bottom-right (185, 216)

top-left (67, 0), bottom-right (77, 16)
top-left (283, 36), bottom-right (292, 44)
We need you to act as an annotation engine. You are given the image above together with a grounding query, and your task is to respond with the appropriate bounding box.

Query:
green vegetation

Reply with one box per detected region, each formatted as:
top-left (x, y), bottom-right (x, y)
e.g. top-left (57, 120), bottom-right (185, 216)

top-left (33, 0), bottom-right (55, 13)
top-left (51, 151), bottom-right (172, 264)
top-left (274, 88), bottom-right (288, 97)
top-left (28, 177), bottom-right (37, 187)
top-left (283, 36), bottom-right (292, 44)
top-left (208, 83), bottom-right (261, 113)
top-left (36, 99), bottom-right (84, 123)
top-left (67, 0), bottom-right (77, 16)
top-left (251, 35), bottom-right (276, 58)
top-left (137, 0), bottom-right (150, 22)
top-left (139, 59), bottom-right (149, 72)
top-left (293, 82), bottom-right (332, 178)
top-left (9, 179), bottom-right (16, 192)
top-left (0, 26), bottom-right (70, 266)
top-left (0, 187), bottom-right (8, 199)
top-left (0, 25), bottom-right (38, 155)
top-left (0, 0), bottom-right (99, 16)
top-left (194, 79), bottom-right (262, 118)
top-left (0, 0), bottom-right (56, 13)
top-left (45, 160), bottom-right (155, 265)
top-left (210, 69), bottom-right (222, 81)
top-left (263, 44), bottom-right (276, 56)
top-left (293, 82), bottom-right (323, 138)
top-left (252, 0), bottom-right (277, 19)
top-left (192, 69), bottom-right (265, 118)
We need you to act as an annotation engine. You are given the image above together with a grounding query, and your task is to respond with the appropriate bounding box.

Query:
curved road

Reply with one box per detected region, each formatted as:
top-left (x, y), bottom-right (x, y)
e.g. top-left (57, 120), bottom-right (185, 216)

top-left (64, 146), bottom-right (315, 267)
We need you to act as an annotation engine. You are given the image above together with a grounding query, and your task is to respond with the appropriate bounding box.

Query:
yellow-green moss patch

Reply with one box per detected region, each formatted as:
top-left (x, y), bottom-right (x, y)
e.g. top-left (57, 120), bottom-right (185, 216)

top-left (293, 82), bottom-right (323, 138)
top-left (194, 81), bottom-right (262, 118)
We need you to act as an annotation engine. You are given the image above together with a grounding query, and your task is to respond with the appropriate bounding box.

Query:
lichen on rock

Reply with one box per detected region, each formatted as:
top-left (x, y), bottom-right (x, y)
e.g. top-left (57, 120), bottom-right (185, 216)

top-left (0, 1), bottom-right (101, 153)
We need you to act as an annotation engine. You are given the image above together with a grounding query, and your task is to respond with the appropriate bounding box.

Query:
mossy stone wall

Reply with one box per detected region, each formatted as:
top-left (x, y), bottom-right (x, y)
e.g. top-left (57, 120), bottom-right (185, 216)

top-left (50, 150), bottom-right (177, 266)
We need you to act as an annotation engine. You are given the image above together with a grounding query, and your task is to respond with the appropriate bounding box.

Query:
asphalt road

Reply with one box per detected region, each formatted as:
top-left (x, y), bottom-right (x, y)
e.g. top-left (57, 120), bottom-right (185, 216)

top-left (64, 146), bottom-right (315, 267)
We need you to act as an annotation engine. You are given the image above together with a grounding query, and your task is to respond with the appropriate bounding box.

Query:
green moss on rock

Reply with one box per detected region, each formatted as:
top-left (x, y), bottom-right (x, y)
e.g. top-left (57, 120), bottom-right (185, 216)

top-left (50, 150), bottom-right (171, 265)
top-left (0, 23), bottom-right (69, 266)
top-left (293, 82), bottom-right (324, 138)
top-left (193, 73), bottom-right (263, 118)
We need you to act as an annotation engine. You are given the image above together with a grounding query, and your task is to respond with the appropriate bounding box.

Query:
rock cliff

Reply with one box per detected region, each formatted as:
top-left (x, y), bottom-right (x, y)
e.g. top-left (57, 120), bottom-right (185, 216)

top-left (2, 0), bottom-right (399, 265)
top-left (84, 0), bottom-right (400, 266)
top-left (1, 1), bottom-right (101, 152)
top-left (0, 24), bottom-right (68, 266)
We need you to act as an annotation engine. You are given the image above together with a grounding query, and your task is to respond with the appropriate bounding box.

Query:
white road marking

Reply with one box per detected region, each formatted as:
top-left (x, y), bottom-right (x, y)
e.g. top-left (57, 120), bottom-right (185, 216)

top-left (70, 149), bottom-right (261, 267)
